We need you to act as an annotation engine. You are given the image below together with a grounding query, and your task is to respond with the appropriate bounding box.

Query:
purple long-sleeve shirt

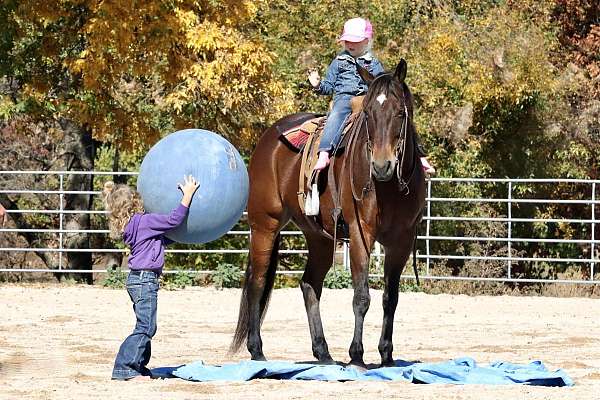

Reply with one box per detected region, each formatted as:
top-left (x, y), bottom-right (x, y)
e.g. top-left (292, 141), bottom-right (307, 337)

top-left (123, 203), bottom-right (189, 275)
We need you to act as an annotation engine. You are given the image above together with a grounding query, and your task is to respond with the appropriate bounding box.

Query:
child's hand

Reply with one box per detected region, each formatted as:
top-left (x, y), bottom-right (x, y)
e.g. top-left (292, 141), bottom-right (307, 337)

top-left (0, 205), bottom-right (6, 227)
top-left (308, 70), bottom-right (320, 88)
top-left (178, 174), bottom-right (200, 195)
top-left (178, 175), bottom-right (200, 206)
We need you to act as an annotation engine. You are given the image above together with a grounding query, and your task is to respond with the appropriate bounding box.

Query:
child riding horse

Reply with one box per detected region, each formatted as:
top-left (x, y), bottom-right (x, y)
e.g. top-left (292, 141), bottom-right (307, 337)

top-left (232, 59), bottom-right (426, 368)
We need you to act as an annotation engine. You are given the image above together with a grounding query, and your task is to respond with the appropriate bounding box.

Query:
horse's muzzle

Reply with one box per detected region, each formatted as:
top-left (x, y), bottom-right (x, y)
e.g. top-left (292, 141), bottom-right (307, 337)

top-left (372, 160), bottom-right (395, 182)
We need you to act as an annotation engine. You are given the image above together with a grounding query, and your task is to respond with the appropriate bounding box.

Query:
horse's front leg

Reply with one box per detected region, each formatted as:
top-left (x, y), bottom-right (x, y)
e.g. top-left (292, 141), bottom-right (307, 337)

top-left (348, 228), bottom-right (375, 368)
top-left (378, 245), bottom-right (411, 367)
top-left (300, 233), bottom-right (335, 364)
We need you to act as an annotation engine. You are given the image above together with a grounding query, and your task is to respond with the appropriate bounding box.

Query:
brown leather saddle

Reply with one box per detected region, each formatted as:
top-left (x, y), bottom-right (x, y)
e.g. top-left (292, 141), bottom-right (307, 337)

top-left (297, 96), bottom-right (365, 217)
top-left (277, 96), bottom-right (364, 227)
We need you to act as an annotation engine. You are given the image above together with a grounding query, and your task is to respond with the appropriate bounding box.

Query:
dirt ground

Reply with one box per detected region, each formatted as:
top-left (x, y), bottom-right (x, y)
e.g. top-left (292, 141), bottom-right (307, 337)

top-left (1, 284), bottom-right (600, 400)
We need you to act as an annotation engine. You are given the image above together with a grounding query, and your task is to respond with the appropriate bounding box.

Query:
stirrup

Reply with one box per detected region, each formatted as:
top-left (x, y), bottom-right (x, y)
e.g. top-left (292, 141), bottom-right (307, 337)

top-left (304, 183), bottom-right (320, 216)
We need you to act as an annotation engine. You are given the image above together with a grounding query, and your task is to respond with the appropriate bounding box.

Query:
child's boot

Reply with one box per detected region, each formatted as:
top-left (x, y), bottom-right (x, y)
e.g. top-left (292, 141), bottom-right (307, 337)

top-left (313, 151), bottom-right (330, 171)
top-left (420, 157), bottom-right (436, 174)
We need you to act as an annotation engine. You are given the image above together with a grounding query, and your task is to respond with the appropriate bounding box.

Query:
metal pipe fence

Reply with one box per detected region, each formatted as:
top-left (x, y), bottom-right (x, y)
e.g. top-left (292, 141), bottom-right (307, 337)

top-left (0, 171), bottom-right (598, 284)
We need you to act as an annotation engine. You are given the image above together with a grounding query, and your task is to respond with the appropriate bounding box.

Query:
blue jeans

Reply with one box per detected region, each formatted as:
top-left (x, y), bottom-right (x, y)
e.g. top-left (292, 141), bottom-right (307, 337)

top-left (318, 94), bottom-right (353, 152)
top-left (112, 271), bottom-right (159, 380)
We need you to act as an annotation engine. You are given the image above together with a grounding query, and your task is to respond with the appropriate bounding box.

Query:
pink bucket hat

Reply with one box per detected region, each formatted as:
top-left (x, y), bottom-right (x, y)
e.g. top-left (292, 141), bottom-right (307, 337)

top-left (339, 18), bottom-right (373, 42)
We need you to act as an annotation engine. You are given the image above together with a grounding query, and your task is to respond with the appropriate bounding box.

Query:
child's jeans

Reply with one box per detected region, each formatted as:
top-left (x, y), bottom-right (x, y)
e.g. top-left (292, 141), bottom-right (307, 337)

top-left (318, 94), bottom-right (353, 153)
top-left (111, 270), bottom-right (159, 380)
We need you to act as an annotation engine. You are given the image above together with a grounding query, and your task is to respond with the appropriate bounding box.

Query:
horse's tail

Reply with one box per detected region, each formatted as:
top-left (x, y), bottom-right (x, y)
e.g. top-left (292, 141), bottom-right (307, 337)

top-left (230, 233), bottom-right (280, 353)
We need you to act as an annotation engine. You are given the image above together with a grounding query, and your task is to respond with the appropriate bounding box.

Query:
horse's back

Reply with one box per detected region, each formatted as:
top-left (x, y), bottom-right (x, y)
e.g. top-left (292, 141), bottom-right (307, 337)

top-left (248, 113), bottom-right (319, 218)
top-left (250, 112), bottom-right (316, 156)
top-left (273, 112), bottom-right (319, 135)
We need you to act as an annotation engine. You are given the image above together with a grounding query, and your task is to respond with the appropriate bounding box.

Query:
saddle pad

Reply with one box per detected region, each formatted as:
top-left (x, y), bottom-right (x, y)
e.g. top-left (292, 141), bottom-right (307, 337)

top-left (279, 117), bottom-right (323, 152)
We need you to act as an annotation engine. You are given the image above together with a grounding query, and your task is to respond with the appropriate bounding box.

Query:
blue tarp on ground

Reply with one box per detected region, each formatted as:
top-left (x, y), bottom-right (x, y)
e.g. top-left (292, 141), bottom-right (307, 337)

top-left (162, 357), bottom-right (573, 386)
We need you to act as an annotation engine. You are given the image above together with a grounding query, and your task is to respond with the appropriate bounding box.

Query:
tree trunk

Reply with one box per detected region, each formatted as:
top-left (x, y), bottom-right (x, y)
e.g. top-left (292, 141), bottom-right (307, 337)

top-left (60, 118), bottom-right (94, 284)
top-left (100, 144), bottom-right (125, 278)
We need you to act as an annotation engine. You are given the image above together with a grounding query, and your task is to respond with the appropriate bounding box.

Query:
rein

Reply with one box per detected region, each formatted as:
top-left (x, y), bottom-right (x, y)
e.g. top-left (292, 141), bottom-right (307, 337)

top-left (348, 112), bottom-right (371, 201)
top-left (394, 103), bottom-right (418, 194)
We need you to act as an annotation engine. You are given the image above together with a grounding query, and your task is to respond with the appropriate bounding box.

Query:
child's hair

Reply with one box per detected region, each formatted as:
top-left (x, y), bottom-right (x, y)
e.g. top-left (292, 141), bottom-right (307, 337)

top-left (343, 40), bottom-right (373, 55)
top-left (102, 181), bottom-right (144, 240)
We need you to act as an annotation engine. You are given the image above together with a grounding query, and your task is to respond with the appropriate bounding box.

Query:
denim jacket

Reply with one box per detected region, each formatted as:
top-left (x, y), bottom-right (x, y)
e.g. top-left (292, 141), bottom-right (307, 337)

top-left (315, 50), bottom-right (385, 97)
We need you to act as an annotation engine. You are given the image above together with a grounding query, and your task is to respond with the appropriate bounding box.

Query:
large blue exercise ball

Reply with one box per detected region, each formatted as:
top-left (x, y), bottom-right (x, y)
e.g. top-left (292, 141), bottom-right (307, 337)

top-left (137, 129), bottom-right (248, 244)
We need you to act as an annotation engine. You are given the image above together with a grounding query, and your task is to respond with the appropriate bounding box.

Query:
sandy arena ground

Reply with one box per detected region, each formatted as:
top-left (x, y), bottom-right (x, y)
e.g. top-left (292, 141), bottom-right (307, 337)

top-left (1, 284), bottom-right (600, 399)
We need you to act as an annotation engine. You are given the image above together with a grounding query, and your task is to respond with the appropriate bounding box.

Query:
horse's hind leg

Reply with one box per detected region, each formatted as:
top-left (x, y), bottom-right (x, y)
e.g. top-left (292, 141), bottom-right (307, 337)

top-left (378, 244), bottom-right (412, 367)
top-left (245, 222), bottom-right (282, 361)
top-left (300, 233), bottom-right (335, 364)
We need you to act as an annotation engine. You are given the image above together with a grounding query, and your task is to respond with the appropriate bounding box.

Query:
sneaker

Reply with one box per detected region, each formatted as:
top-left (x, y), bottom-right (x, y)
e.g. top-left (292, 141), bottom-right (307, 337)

top-left (420, 157), bottom-right (436, 175)
top-left (313, 151), bottom-right (330, 171)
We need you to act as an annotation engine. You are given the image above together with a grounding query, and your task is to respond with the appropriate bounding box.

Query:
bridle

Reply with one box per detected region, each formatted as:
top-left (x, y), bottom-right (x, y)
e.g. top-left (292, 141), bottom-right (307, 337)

top-left (351, 94), bottom-right (417, 199)
top-left (331, 71), bottom-right (422, 284)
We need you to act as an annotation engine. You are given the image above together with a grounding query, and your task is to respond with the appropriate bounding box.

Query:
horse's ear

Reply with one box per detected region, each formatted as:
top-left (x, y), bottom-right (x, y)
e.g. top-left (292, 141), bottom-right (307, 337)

top-left (357, 64), bottom-right (374, 85)
top-left (394, 59), bottom-right (407, 83)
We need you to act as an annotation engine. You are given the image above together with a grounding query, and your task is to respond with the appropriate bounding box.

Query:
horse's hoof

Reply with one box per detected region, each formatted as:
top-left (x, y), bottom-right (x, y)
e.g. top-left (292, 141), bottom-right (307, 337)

top-left (316, 357), bottom-right (336, 365)
top-left (251, 355), bottom-right (267, 362)
top-left (348, 360), bottom-right (367, 371)
top-left (380, 360), bottom-right (395, 368)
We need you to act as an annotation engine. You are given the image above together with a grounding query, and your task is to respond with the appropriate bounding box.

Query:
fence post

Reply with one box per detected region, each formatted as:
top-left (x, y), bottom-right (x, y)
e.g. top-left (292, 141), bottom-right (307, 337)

top-left (592, 182), bottom-right (596, 280)
top-left (59, 173), bottom-right (64, 271)
top-left (426, 179), bottom-right (432, 275)
top-left (507, 181), bottom-right (512, 279)
top-left (374, 242), bottom-right (382, 272)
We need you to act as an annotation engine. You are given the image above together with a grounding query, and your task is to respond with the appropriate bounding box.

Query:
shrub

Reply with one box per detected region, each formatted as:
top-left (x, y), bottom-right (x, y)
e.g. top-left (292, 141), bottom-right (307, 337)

top-left (323, 267), bottom-right (353, 289)
top-left (161, 271), bottom-right (194, 290)
top-left (102, 267), bottom-right (126, 289)
top-left (212, 263), bottom-right (242, 289)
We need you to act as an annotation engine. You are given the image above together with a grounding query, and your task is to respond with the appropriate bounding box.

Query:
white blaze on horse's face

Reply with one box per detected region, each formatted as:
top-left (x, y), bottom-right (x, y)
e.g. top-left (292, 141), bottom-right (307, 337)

top-left (376, 93), bottom-right (387, 106)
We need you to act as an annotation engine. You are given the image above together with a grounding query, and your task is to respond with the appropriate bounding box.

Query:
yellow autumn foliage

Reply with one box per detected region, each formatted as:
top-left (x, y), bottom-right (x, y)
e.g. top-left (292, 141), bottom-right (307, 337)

top-left (404, 7), bottom-right (558, 118)
top-left (12, 0), bottom-right (294, 150)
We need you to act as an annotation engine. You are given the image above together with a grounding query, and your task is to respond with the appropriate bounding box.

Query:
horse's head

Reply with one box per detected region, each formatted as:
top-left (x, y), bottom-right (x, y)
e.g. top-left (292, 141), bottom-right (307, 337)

top-left (358, 59), bottom-right (413, 182)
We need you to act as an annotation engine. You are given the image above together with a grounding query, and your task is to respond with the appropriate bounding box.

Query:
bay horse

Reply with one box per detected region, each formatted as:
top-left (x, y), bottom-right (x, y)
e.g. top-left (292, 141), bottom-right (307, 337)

top-left (231, 59), bottom-right (426, 367)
